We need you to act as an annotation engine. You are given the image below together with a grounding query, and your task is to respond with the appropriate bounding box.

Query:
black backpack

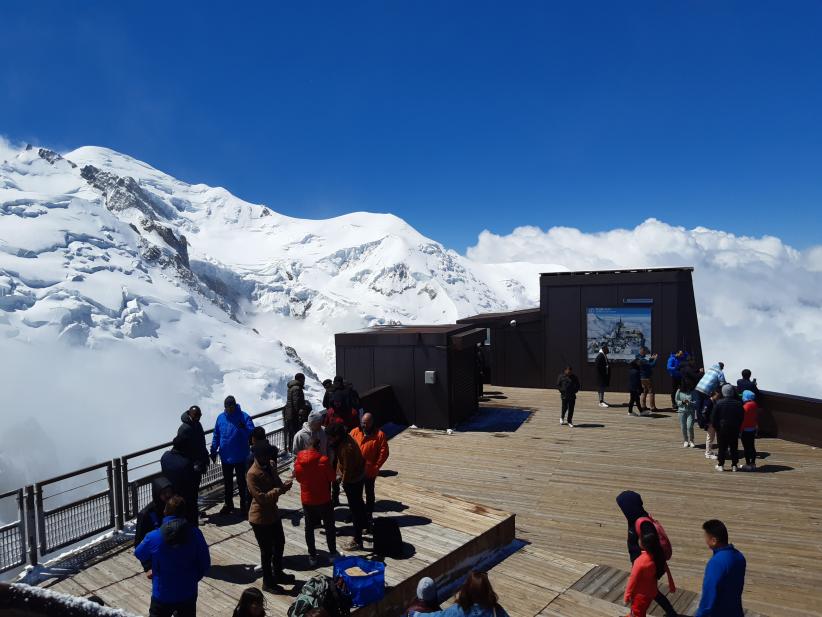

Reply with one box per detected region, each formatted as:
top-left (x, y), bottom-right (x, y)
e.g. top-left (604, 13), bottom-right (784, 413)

top-left (373, 518), bottom-right (403, 558)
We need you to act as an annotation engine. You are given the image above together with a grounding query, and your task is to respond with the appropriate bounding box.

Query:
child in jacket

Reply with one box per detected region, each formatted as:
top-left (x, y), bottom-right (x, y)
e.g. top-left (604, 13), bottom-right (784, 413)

top-left (624, 536), bottom-right (659, 617)
top-left (740, 390), bottom-right (759, 471)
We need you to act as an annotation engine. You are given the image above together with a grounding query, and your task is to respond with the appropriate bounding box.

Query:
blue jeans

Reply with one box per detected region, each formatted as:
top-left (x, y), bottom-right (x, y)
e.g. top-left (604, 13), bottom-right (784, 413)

top-left (679, 409), bottom-right (695, 442)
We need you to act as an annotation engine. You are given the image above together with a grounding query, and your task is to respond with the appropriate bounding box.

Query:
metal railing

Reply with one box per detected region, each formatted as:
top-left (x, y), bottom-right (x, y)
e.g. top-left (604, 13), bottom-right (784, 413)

top-left (0, 406), bottom-right (284, 574)
top-left (0, 489), bottom-right (25, 573)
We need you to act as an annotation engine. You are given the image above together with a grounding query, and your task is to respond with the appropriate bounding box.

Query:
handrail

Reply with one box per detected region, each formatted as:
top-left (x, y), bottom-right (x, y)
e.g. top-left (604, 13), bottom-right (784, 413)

top-left (35, 461), bottom-right (110, 489)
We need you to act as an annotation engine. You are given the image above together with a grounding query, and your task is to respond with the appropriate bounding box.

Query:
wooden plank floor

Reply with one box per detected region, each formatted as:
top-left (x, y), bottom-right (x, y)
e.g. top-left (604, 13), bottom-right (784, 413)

top-left (388, 387), bottom-right (822, 617)
top-left (38, 476), bottom-right (512, 616)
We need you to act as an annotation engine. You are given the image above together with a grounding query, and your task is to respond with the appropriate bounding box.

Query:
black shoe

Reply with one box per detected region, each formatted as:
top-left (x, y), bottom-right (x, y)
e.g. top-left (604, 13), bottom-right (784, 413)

top-left (262, 581), bottom-right (285, 594)
top-left (218, 505), bottom-right (235, 515)
top-left (275, 571), bottom-right (296, 584)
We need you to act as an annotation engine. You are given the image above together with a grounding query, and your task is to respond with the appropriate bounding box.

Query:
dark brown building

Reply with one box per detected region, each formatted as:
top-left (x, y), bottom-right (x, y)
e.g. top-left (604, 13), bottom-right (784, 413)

top-left (460, 267), bottom-right (702, 395)
top-left (334, 324), bottom-right (486, 429)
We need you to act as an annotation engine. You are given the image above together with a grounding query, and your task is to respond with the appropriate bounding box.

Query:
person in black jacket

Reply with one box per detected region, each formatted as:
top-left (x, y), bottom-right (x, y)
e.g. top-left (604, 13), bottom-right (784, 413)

top-left (556, 366), bottom-right (580, 427)
top-left (627, 360), bottom-right (643, 416)
top-left (284, 374), bottom-right (311, 453)
top-left (135, 476), bottom-right (174, 573)
top-left (736, 369), bottom-right (760, 401)
top-left (161, 438), bottom-right (201, 526)
top-left (595, 346), bottom-right (611, 407)
top-left (321, 379), bottom-right (333, 409)
top-left (712, 384), bottom-right (745, 471)
top-left (175, 406), bottom-right (210, 473)
top-left (616, 491), bottom-right (678, 617)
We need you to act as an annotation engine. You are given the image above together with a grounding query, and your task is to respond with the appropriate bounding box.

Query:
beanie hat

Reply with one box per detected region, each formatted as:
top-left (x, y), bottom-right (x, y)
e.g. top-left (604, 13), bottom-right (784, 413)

top-left (224, 395), bottom-right (237, 406)
top-left (308, 409), bottom-right (325, 424)
top-left (721, 384), bottom-right (736, 398)
top-left (742, 390), bottom-right (756, 402)
top-left (416, 577), bottom-right (436, 603)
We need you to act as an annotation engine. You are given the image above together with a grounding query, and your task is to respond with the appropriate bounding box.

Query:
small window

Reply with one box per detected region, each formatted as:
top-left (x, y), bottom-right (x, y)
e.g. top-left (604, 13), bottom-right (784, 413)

top-left (484, 328), bottom-right (491, 346)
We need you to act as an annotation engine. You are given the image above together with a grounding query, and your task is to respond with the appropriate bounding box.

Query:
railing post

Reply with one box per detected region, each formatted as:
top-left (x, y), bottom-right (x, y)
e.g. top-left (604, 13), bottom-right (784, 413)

top-left (112, 459), bottom-right (124, 531)
top-left (16, 488), bottom-right (25, 567)
top-left (120, 456), bottom-right (130, 519)
top-left (25, 485), bottom-right (38, 566)
top-left (105, 462), bottom-right (116, 530)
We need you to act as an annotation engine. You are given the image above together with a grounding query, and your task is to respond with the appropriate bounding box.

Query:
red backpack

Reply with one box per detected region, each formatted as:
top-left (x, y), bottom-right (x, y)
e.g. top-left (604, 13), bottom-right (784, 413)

top-left (635, 515), bottom-right (673, 561)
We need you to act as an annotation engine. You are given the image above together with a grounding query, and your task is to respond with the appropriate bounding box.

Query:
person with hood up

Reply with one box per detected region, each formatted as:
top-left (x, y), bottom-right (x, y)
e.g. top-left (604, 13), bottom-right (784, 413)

top-left (175, 406), bottom-right (210, 472)
top-left (693, 363), bottom-right (726, 425)
top-left (615, 491), bottom-right (678, 617)
top-left (694, 519), bottom-right (746, 617)
top-left (246, 441), bottom-right (295, 593)
top-left (413, 571), bottom-right (508, 617)
top-left (210, 395), bottom-right (255, 515)
top-left (134, 495), bottom-right (210, 617)
top-left (556, 366), bottom-right (580, 427)
top-left (666, 351), bottom-right (687, 409)
top-left (350, 412), bottom-right (390, 529)
top-left (595, 345), bottom-right (611, 407)
top-left (740, 390), bottom-right (759, 471)
top-left (292, 409), bottom-right (328, 457)
top-left (284, 373), bottom-right (312, 454)
top-left (135, 476), bottom-right (174, 574)
top-left (161, 437), bottom-right (201, 526)
top-left (404, 577), bottom-right (442, 615)
top-left (712, 384), bottom-right (744, 472)
top-left (293, 437), bottom-right (337, 567)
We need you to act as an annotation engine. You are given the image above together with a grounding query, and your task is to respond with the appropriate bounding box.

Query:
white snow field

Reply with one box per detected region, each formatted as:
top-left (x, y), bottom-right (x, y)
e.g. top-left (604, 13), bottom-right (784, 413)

top-left (0, 143), bottom-right (547, 488)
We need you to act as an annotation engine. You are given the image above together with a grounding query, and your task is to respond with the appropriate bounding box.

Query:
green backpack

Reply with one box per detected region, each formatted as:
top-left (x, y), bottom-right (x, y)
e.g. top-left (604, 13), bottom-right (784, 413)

top-left (288, 575), bottom-right (350, 617)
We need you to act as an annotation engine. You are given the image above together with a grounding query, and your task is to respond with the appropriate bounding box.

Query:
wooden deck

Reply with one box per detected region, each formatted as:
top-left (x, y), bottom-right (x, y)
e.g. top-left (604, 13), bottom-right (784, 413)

top-left (37, 476), bottom-right (514, 616)
top-left (388, 387), bottom-right (822, 617)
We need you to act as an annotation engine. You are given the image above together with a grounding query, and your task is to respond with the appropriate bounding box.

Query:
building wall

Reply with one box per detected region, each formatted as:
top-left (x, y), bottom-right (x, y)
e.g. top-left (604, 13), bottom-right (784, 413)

top-left (540, 270), bottom-right (702, 395)
top-left (490, 320), bottom-right (545, 388)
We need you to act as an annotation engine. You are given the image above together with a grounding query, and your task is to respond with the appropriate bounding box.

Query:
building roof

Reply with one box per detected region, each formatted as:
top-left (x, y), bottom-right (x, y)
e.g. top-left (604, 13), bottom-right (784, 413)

top-left (540, 266), bottom-right (694, 276)
top-left (457, 307), bottom-right (541, 325)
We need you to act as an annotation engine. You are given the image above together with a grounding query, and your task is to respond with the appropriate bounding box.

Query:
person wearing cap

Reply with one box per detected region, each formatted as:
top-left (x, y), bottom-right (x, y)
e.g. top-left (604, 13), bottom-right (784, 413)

top-left (739, 390), bottom-right (759, 471)
top-left (293, 409), bottom-right (328, 457)
top-left (404, 577), bottom-right (442, 615)
top-left (712, 384), bottom-right (745, 472)
top-left (294, 437), bottom-right (337, 567)
top-left (211, 395), bottom-right (255, 515)
top-left (247, 441), bottom-right (295, 593)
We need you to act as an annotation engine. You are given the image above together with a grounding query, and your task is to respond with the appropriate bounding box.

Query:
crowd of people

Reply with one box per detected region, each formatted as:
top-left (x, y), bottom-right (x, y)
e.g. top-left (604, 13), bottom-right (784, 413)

top-left (135, 373), bottom-right (390, 616)
top-left (559, 347), bottom-right (763, 472)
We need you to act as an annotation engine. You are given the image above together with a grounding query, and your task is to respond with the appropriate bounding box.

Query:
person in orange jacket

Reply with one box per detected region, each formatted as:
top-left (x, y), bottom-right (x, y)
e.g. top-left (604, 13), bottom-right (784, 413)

top-left (624, 531), bottom-right (673, 617)
top-left (350, 412), bottom-right (389, 530)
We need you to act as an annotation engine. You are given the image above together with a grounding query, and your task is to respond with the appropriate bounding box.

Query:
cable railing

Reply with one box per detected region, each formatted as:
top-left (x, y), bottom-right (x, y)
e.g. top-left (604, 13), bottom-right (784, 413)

top-left (0, 406), bottom-right (285, 575)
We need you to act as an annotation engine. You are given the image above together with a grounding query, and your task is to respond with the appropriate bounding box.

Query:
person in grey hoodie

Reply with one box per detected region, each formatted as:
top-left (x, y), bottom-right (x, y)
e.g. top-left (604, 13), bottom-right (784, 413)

top-left (292, 409), bottom-right (328, 457)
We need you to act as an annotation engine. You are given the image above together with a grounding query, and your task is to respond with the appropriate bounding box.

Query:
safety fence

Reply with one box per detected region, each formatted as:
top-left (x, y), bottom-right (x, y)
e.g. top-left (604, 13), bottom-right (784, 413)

top-left (0, 406), bottom-right (284, 574)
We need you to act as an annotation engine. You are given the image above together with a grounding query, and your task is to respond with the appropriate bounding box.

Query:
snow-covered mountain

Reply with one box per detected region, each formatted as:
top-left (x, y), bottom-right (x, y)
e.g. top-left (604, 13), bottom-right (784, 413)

top-left (0, 143), bottom-right (547, 487)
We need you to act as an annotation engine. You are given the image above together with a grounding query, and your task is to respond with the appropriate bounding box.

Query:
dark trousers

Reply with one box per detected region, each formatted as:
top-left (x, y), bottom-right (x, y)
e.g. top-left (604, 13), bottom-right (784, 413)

top-left (221, 462), bottom-right (249, 512)
top-left (670, 376), bottom-right (682, 407)
top-left (149, 597), bottom-right (196, 617)
top-left (331, 479), bottom-right (341, 505)
top-left (741, 430), bottom-right (757, 465)
top-left (597, 387), bottom-right (606, 403)
top-left (343, 480), bottom-right (366, 544)
top-left (251, 520), bottom-right (285, 584)
top-left (692, 391), bottom-right (707, 426)
top-left (364, 477), bottom-right (376, 521)
top-left (654, 590), bottom-right (676, 617)
top-left (285, 416), bottom-right (300, 452)
top-left (304, 502), bottom-right (336, 556)
top-left (181, 488), bottom-right (200, 526)
top-left (628, 389), bottom-right (642, 413)
top-left (717, 429), bottom-right (740, 467)
top-left (561, 396), bottom-right (575, 423)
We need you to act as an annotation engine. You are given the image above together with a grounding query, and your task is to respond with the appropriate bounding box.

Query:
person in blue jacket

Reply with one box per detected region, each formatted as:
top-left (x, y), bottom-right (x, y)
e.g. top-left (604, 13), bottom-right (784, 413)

top-left (666, 350), bottom-right (687, 409)
top-left (135, 495), bottom-right (211, 617)
top-left (210, 395), bottom-right (255, 515)
top-left (695, 519), bottom-right (746, 617)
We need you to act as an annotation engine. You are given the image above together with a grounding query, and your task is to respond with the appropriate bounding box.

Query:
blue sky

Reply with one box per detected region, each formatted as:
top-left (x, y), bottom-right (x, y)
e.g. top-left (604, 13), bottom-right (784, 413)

top-left (2, 2), bottom-right (821, 252)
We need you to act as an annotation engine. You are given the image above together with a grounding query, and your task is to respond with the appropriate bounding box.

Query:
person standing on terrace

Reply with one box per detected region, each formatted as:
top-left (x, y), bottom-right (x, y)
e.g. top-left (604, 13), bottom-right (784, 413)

top-left (595, 345), bottom-right (611, 407)
top-left (636, 347), bottom-right (659, 412)
top-left (210, 395), bottom-right (255, 516)
top-left (556, 365), bottom-right (580, 427)
top-left (695, 520), bottom-right (746, 617)
top-left (666, 350), bottom-right (687, 409)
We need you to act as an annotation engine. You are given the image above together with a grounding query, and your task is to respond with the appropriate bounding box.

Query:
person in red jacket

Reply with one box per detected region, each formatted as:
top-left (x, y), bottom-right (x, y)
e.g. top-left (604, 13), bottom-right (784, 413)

top-left (624, 531), bottom-right (670, 617)
top-left (293, 437), bottom-right (337, 566)
top-left (350, 413), bottom-right (389, 530)
top-left (740, 390), bottom-right (759, 471)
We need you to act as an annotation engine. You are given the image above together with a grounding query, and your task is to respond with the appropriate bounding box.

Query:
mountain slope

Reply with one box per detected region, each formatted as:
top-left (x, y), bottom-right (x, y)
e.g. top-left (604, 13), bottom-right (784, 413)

top-left (0, 144), bottom-right (540, 486)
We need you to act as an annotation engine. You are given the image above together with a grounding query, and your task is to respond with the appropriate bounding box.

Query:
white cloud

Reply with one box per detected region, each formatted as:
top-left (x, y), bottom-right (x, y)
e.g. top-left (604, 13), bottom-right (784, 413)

top-left (468, 218), bottom-right (822, 397)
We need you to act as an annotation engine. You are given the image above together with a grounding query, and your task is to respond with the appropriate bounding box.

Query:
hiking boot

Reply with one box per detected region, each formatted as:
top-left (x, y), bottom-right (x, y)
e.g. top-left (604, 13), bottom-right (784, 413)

top-left (275, 571), bottom-right (296, 585)
top-left (262, 581), bottom-right (285, 594)
top-left (344, 539), bottom-right (364, 552)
